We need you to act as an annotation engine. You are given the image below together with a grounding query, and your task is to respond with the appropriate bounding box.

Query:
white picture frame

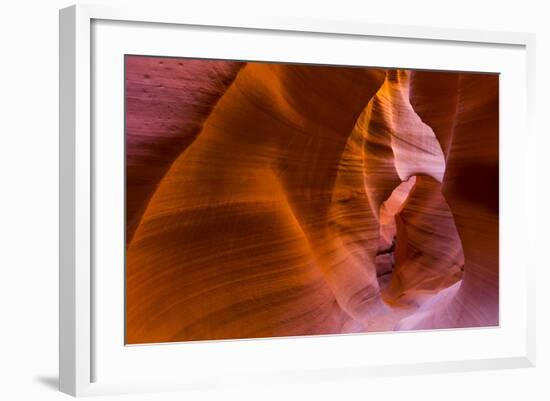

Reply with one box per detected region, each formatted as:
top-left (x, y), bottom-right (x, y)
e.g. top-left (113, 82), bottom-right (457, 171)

top-left (59, 3), bottom-right (536, 397)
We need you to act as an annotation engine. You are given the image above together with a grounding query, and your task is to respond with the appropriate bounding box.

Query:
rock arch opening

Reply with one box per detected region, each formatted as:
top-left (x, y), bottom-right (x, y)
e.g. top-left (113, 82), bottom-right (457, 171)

top-left (374, 175), bottom-right (465, 308)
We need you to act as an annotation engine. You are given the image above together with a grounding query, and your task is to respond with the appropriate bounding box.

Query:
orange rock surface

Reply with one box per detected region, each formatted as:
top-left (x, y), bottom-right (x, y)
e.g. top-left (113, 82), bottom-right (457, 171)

top-left (125, 56), bottom-right (499, 344)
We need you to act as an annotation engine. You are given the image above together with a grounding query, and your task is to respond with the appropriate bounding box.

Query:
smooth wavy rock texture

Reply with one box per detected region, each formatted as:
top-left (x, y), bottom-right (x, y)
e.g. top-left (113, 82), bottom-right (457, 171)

top-left (125, 56), bottom-right (499, 344)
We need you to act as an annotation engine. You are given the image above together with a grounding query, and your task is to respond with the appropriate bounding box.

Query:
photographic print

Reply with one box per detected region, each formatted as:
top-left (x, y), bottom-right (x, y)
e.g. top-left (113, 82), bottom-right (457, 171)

top-left (125, 56), bottom-right (498, 344)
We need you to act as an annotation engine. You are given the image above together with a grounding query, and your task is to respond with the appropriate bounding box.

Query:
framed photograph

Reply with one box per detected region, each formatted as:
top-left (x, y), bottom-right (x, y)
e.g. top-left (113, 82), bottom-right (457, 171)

top-left (59, 4), bottom-right (536, 396)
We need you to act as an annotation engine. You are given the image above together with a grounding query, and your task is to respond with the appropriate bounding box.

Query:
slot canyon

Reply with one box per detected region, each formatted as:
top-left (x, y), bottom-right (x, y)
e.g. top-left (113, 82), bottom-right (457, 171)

top-left (124, 56), bottom-right (499, 344)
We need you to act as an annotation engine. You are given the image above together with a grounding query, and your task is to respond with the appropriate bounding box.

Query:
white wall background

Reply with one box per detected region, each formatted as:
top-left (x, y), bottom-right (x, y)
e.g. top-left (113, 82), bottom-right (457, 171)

top-left (0, 0), bottom-right (547, 399)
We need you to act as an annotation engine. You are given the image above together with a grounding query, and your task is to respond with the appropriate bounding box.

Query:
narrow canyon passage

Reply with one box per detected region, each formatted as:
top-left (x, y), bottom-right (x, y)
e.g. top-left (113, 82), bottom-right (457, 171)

top-left (125, 58), bottom-right (499, 344)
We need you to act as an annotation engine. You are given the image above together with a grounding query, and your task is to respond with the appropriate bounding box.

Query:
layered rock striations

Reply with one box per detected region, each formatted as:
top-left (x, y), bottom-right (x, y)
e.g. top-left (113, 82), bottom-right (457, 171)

top-left (125, 56), bottom-right (499, 344)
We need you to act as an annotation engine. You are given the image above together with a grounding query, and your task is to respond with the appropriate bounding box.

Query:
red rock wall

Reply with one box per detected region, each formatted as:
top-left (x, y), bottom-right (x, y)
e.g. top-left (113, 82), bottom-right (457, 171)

top-left (125, 57), bottom-right (499, 344)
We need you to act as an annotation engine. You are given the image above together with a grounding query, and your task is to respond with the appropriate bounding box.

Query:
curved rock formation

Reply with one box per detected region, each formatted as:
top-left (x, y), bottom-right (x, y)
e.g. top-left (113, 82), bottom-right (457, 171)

top-left (398, 72), bottom-right (499, 329)
top-left (125, 56), bottom-right (243, 243)
top-left (125, 58), bottom-right (499, 344)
